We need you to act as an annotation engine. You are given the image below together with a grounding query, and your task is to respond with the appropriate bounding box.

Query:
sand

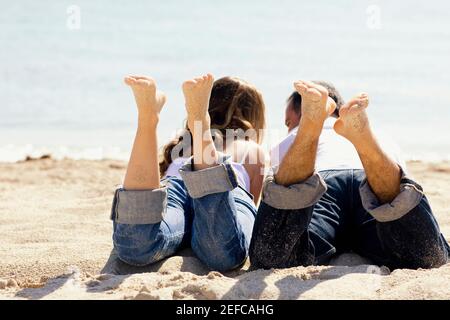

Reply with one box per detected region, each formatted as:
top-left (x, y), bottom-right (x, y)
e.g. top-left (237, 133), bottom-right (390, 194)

top-left (0, 159), bottom-right (449, 300)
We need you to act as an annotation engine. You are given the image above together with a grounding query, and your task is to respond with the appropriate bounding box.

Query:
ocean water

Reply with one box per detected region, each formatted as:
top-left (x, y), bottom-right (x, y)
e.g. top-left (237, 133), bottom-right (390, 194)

top-left (1, 0), bottom-right (449, 162)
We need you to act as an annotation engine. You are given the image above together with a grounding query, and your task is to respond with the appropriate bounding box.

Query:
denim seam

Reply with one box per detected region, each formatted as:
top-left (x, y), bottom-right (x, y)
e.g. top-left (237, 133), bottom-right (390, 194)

top-left (192, 193), bottom-right (246, 264)
top-left (151, 232), bottom-right (185, 262)
top-left (116, 254), bottom-right (151, 267)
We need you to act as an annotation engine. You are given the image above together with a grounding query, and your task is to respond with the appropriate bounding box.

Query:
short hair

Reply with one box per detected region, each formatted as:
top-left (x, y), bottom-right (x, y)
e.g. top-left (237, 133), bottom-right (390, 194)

top-left (287, 81), bottom-right (345, 118)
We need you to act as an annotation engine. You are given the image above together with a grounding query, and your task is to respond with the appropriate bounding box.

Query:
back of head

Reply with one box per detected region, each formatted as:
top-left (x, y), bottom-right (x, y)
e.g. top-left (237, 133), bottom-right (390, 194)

top-left (209, 77), bottom-right (266, 143)
top-left (159, 76), bottom-right (266, 176)
top-left (288, 80), bottom-right (344, 118)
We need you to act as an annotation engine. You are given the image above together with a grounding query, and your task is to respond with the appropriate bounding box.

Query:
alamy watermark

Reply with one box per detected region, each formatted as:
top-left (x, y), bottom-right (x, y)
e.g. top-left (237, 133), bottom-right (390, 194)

top-left (366, 4), bottom-right (382, 30)
top-left (66, 5), bottom-right (81, 30)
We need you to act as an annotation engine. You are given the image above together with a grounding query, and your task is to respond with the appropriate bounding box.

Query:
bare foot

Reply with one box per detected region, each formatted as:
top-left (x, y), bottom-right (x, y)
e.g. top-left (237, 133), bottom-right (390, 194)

top-left (182, 74), bottom-right (214, 130)
top-left (333, 93), bottom-right (370, 143)
top-left (182, 74), bottom-right (217, 168)
top-left (293, 80), bottom-right (336, 125)
top-left (124, 76), bottom-right (166, 116)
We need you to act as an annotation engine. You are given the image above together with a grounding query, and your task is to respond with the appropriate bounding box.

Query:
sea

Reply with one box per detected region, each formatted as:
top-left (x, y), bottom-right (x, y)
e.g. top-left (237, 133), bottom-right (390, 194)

top-left (1, 0), bottom-right (449, 162)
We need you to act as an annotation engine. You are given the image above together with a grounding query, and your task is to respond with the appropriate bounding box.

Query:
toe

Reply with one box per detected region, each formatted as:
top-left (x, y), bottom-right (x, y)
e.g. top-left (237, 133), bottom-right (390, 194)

top-left (124, 76), bottom-right (135, 85)
top-left (306, 87), bottom-right (323, 101)
top-left (183, 80), bottom-right (192, 87)
top-left (355, 93), bottom-right (369, 108)
top-left (359, 92), bottom-right (368, 98)
top-left (302, 80), bottom-right (316, 88)
top-left (344, 95), bottom-right (363, 108)
top-left (128, 75), bottom-right (154, 82)
top-left (358, 100), bottom-right (369, 109)
top-left (157, 91), bottom-right (167, 105)
top-left (312, 83), bottom-right (329, 96)
top-left (294, 81), bottom-right (308, 93)
top-left (182, 80), bottom-right (196, 91)
top-left (136, 79), bottom-right (151, 87)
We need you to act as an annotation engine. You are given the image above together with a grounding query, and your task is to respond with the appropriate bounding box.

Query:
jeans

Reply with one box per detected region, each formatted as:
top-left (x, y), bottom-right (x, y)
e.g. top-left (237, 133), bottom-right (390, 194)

top-left (110, 157), bottom-right (257, 272)
top-left (249, 169), bottom-right (449, 270)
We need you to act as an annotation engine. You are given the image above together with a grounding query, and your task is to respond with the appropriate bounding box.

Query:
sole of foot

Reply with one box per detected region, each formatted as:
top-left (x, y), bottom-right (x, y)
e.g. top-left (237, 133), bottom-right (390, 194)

top-left (333, 92), bottom-right (370, 143)
top-left (182, 73), bottom-right (214, 130)
top-left (124, 75), bottom-right (166, 115)
top-left (294, 80), bottom-right (336, 127)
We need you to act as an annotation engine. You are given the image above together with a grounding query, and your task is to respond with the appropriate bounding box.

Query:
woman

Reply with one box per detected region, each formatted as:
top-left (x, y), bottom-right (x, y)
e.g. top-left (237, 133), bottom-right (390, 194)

top-left (110, 74), bottom-right (266, 271)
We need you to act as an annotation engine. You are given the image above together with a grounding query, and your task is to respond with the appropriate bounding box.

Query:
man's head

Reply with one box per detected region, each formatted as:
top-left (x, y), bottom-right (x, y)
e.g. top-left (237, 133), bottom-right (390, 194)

top-left (284, 81), bottom-right (345, 132)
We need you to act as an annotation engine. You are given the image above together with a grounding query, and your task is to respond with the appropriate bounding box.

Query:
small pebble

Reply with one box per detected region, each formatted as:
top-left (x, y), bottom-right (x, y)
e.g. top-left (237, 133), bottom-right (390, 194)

top-left (96, 274), bottom-right (112, 281)
top-left (86, 279), bottom-right (101, 287)
top-left (207, 271), bottom-right (223, 279)
top-left (133, 292), bottom-right (160, 300)
top-left (7, 279), bottom-right (18, 288)
top-left (0, 279), bottom-right (7, 289)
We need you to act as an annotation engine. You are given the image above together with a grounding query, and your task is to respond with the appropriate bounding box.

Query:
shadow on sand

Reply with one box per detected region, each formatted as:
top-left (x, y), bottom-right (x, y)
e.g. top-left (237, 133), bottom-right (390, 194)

top-left (14, 251), bottom-right (383, 299)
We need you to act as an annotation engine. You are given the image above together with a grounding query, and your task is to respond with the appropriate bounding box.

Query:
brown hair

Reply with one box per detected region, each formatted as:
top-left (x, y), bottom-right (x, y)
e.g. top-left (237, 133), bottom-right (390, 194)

top-left (159, 76), bottom-right (266, 176)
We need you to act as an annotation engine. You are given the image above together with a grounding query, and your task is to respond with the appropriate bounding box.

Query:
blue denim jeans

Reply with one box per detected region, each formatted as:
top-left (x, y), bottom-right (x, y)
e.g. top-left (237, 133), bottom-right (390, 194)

top-left (110, 157), bottom-right (256, 272)
top-left (250, 169), bottom-right (450, 270)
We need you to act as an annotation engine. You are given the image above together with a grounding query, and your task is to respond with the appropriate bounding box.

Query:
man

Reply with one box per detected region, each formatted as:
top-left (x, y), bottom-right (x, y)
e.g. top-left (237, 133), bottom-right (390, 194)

top-left (249, 80), bottom-right (449, 270)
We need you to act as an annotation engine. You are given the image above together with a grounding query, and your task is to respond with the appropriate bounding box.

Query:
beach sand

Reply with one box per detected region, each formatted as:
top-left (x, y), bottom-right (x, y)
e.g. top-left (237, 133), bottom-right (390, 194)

top-left (0, 159), bottom-right (449, 299)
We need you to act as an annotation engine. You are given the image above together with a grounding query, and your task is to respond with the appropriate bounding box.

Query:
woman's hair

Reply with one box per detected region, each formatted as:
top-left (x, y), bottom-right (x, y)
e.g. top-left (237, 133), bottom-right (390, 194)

top-left (159, 76), bottom-right (266, 176)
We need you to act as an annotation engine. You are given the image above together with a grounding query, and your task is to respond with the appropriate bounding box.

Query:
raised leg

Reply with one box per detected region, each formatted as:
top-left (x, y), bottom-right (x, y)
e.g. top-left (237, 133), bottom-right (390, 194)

top-left (179, 74), bottom-right (257, 271)
top-left (275, 80), bottom-right (336, 185)
top-left (250, 170), bottom-right (352, 269)
top-left (250, 80), bottom-right (336, 268)
top-left (351, 170), bottom-right (449, 269)
top-left (112, 178), bottom-right (193, 266)
top-left (182, 73), bottom-right (217, 170)
top-left (123, 75), bottom-right (166, 190)
top-left (334, 93), bottom-right (400, 203)
top-left (335, 95), bottom-right (449, 268)
top-left (111, 77), bottom-right (191, 266)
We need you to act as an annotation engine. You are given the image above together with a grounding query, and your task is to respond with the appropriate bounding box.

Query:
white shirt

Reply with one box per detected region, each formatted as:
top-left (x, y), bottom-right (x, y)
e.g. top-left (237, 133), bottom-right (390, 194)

top-left (270, 118), bottom-right (406, 172)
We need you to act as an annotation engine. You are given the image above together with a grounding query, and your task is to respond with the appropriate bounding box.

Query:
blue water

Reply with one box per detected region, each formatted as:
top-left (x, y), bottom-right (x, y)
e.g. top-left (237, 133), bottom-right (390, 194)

top-left (1, 0), bottom-right (449, 161)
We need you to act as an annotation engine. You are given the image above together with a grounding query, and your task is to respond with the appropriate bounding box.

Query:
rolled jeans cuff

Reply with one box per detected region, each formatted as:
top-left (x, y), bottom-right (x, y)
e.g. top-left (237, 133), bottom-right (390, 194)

top-left (179, 155), bottom-right (239, 199)
top-left (359, 167), bottom-right (424, 222)
top-left (262, 168), bottom-right (327, 210)
top-left (110, 187), bottom-right (167, 224)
